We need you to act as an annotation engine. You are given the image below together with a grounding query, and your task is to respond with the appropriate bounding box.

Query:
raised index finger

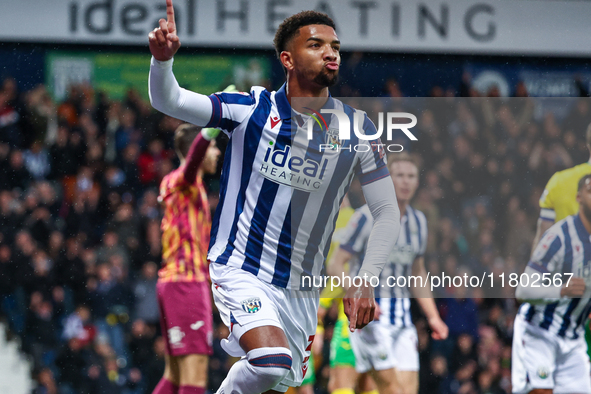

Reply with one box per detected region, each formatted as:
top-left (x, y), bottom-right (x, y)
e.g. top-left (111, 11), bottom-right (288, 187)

top-left (166, 0), bottom-right (176, 32)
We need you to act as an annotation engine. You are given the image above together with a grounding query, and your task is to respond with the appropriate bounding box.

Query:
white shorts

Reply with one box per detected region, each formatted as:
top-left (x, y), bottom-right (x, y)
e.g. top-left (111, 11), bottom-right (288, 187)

top-left (349, 321), bottom-right (419, 373)
top-left (512, 314), bottom-right (591, 394)
top-left (210, 263), bottom-right (319, 391)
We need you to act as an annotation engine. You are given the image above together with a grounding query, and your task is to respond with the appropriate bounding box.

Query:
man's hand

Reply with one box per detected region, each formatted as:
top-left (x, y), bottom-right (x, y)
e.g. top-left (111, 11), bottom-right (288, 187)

top-left (428, 316), bottom-right (449, 340)
top-left (148, 0), bottom-right (181, 61)
top-left (343, 280), bottom-right (375, 332)
top-left (561, 277), bottom-right (586, 297)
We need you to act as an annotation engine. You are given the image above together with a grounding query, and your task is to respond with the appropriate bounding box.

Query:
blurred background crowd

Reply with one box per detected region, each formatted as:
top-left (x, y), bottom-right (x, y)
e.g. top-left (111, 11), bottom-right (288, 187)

top-left (0, 50), bottom-right (590, 394)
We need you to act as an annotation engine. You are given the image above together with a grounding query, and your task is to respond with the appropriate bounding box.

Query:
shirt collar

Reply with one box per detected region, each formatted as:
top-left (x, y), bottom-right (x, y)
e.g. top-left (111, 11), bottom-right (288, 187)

top-left (401, 207), bottom-right (410, 223)
top-left (275, 83), bottom-right (335, 121)
top-left (275, 83), bottom-right (291, 120)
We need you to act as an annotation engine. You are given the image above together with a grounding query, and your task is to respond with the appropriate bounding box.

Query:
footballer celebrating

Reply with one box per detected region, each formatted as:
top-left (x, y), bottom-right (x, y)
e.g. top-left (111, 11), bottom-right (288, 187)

top-left (148, 1), bottom-right (400, 393)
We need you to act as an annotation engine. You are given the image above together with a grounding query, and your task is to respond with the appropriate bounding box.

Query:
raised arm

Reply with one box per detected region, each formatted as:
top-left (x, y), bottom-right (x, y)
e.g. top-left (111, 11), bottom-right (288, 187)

top-left (148, 0), bottom-right (180, 62)
top-left (182, 131), bottom-right (211, 183)
top-left (148, 0), bottom-right (213, 126)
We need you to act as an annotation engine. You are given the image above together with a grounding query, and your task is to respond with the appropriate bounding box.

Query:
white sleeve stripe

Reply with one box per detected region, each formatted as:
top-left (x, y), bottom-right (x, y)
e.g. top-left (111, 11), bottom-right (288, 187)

top-left (540, 208), bottom-right (556, 221)
top-left (417, 210), bottom-right (428, 255)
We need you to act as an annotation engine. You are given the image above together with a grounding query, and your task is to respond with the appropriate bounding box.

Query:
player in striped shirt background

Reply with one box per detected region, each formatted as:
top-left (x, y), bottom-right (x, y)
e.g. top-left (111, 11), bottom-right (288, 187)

top-left (327, 154), bottom-right (448, 394)
top-left (148, 1), bottom-right (401, 393)
top-left (153, 123), bottom-right (221, 394)
top-left (531, 122), bottom-right (591, 364)
top-left (513, 173), bottom-right (591, 394)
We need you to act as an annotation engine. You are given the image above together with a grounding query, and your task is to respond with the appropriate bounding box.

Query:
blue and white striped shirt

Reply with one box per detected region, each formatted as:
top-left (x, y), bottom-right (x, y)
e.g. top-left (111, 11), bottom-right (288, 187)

top-left (340, 205), bottom-right (427, 327)
top-left (519, 214), bottom-right (591, 339)
top-left (205, 84), bottom-right (389, 290)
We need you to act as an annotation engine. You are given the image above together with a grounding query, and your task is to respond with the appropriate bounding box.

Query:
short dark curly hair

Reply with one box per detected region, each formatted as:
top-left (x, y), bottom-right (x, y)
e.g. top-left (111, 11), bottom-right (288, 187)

top-left (273, 11), bottom-right (336, 60)
top-left (174, 124), bottom-right (201, 159)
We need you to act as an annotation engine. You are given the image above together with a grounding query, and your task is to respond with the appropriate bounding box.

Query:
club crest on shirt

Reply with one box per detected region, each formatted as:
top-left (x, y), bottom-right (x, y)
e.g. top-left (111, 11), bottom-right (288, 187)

top-left (537, 367), bottom-right (549, 379)
top-left (325, 128), bottom-right (342, 149)
top-left (241, 297), bottom-right (262, 313)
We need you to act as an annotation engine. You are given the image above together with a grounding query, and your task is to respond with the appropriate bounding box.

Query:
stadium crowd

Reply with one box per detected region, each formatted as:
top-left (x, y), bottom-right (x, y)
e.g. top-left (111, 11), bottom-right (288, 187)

top-left (0, 58), bottom-right (589, 394)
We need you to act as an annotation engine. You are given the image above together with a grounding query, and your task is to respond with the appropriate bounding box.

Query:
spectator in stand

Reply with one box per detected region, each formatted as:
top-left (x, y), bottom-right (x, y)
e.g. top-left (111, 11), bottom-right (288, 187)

top-left (128, 319), bottom-right (156, 375)
top-left (121, 143), bottom-right (142, 193)
top-left (32, 367), bottom-right (58, 394)
top-left (439, 286), bottom-right (479, 358)
top-left (96, 230), bottom-right (129, 267)
top-left (133, 261), bottom-right (159, 325)
top-left (86, 263), bottom-right (130, 361)
top-left (7, 149), bottom-right (31, 190)
top-left (138, 139), bottom-right (169, 187)
top-left (25, 294), bottom-right (59, 368)
top-left (115, 107), bottom-right (142, 159)
top-left (62, 305), bottom-right (96, 347)
top-left (0, 80), bottom-right (22, 148)
top-left (140, 219), bottom-right (162, 266)
top-left (23, 141), bottom-right (51, 180)
top-left (55, 338), bottom-right (88, 394)
top-left (54, 237), bottom-right (87, 304)
top-left (49, 123), bottom-right (76, 181)
top-left (0, 243), bottom-right (22, 332)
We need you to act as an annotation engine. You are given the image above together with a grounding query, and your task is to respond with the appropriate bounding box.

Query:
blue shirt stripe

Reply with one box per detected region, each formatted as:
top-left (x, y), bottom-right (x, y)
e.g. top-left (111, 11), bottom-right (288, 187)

top-left (557, 298), bottom-right (580, 337)
top-left (574, 215), bottom-right (591, 275)
top-left (389, 294), bottom-right (397, 325)
top-left (539, 302), bottom-right (558, 330)
top-left (539, 237), bottom-right (562, 269)
top-left (573, 300), bottom-right (591, 339)
top-left (525, 304), bottom-right (535, 322)
top-left (299, 116), bottom-right (359, 284)
top-left (242, 119), bottom-right (292, 275)
top-left (272, 201), bottom-right (293, 287)
top-left (217, 94), bottom-right (271, 265)
top-left (209, 140), bottom-right (232, 252)
top-left (342, 215), bottom-right (368, 251)
top-left (562, 220), bottom-right (573, 274)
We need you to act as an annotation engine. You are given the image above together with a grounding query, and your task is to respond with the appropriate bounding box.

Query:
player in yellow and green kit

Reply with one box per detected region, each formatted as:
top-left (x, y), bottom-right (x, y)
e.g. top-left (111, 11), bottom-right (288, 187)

top-left (324, 296), bottom-right (356, 370)
top-left (318, 192), bottom-right (377, 394)
top-left (319, 291), bottom-right (377, 394)
top-left (289, 198), bottom-right (355, 394)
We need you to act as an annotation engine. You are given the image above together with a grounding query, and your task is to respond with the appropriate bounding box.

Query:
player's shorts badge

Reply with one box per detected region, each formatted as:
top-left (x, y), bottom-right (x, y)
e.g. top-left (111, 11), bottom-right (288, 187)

top-left (168, 326), bottom-right (185, 348)
top-left (537, 367), bottom-right (549, 379)
top-left (241, 297), bottom-right (262, 313)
